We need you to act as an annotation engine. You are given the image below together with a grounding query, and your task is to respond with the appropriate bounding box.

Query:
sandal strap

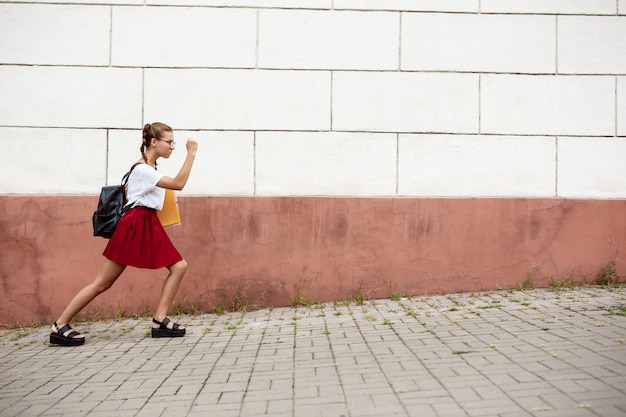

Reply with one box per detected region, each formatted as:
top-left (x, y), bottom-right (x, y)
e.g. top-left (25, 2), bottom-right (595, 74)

top-left (153, 317), bottom-right (180, 331)
top-left (54, 322), bottom-right (80, 339)
top-left (55, 323), bottom-right (73, 336)
top-left (153, 317), bottom-right (171, 329)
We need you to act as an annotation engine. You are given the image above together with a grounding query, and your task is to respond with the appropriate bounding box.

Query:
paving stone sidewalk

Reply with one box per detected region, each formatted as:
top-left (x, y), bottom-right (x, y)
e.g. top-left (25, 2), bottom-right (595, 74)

top-left (1, 287), bottom-right (625, 417)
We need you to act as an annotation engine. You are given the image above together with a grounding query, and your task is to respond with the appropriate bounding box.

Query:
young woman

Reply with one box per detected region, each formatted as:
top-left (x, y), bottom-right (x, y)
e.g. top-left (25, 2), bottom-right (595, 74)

top-left (50, 122), bottom-right (198, 346)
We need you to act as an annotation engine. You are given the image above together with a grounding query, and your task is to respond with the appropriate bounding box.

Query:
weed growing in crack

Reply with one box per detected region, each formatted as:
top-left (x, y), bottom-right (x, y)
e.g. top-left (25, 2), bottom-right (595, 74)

top-left (595, 259), bottom-right (619, 286)
top-left (171, 298), bottom-right (203, 316)
top-left (389, 293), bottom-right (407, 301)
top-left (608, 305), bottom-right (626, 316)
top-left (595, 240), bottom-right (621, 286)
top-left (352, 292), bottom-right (366, 306)
top-left (518, 274), bottom-right (535, 291)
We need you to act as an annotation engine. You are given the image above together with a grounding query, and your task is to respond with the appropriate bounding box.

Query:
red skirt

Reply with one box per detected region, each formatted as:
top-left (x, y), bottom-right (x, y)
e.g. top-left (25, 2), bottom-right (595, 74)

top-left (103, 206), bottom-right (182, 269)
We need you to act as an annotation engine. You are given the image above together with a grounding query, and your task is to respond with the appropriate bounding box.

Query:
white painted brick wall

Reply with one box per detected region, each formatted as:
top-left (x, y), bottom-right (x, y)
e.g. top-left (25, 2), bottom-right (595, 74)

top-left (333, 72), bottom-right (478, 133)
top-left (144, 69), bottom-right (330, 130)
top-left (401, 13), bottom-right (555, 73)
top-left (334, 0), bottom-right (478, 13)
top-left (481, 75), bottom-right (615, 136)
top-left (151, 0), bottom-right (331, 7)
top-left (0, 66), bottom-right (143, 128)
top-left (558, 16), bottom-right (626, 74)
top-left (398, 135), bottom-right (556, 197)
top-left (259, 10), bottom-right (399, 70)
top-left (108, 130), bottom-right (255, 195)
top-left (0, 128), bottom-right (106, 194)
top-left (0, 1), bottom-right (624, 198)
top-left (558, 138), bottom-right (626, 198)
top-left (0, 4), bottom-right (110, 66)
top-left (178, 131), bottom-right (255, 196)
top-left (481, 0), bottom-right (617, 14)
top-left (256, 132), bottom-right (397, 196)
top-left (8, 0), bottom-right (142, 3)
top-left (112, 7), bottom-right (257, 68)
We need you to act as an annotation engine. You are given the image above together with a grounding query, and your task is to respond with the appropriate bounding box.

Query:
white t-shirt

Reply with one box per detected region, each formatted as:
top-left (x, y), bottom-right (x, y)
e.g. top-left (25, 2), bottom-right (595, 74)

top-left (125, 164), bottom-right (165, 210)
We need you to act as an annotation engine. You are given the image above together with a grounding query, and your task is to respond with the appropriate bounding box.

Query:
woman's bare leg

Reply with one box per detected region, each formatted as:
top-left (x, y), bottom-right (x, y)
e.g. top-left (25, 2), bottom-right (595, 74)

top-left (52, 259), bottom-right (126, 338)
top-left (153, 259), bottom-right (188, 329)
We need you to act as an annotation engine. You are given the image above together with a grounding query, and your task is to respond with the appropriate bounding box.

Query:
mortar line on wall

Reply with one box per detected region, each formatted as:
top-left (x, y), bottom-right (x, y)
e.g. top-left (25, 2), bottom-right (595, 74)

top-left (12, 63), bottom-right (615, 77)
top-left (7, 125), bottom-right (616, 139)
top-left (4, 125), bottom-right (616, 140)
top-left (398, 12), bottom-right (403, 71)
top-left (615, 77), bottom-right (619, 137)
top-left (330, 71), bottom-right (334, 131)
top-left (255, 9), bottom-right (260, 68)
top-left (108, 3), bottom-right (626, 16)
top-left (395, 133), bottom-right (400, 195)
top-left (141, 69), bottom-right (145, 123)
top-left (478, 74), bottom-right (482, 134)
top-left (108, 6), bottom-right (113, 67)
top-left (555, 15), bottom-right (559, 74)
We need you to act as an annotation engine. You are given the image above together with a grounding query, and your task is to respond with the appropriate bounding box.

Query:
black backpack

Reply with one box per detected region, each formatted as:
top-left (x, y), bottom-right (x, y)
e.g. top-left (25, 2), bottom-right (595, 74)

top-left (92, 163), bottom-right (140, 238)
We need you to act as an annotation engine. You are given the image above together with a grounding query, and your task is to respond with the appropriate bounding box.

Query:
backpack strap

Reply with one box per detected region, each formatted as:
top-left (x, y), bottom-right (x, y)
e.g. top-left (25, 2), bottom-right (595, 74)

top-left (121, 163), bottom-right (142, 211)
top-left (121, 162), bottom-right (142, 187)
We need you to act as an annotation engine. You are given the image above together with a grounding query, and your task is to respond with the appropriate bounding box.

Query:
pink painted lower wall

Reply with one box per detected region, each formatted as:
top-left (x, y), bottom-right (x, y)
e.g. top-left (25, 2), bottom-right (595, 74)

top-left (1, 196), bottom-right (624, 326)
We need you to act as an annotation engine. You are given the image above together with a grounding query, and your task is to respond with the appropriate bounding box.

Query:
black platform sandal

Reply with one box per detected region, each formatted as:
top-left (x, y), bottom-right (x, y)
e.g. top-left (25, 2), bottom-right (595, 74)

top-left (151, 317), bottom-right (185, 338)
top-left (50, 322), bottom-right (85, 346)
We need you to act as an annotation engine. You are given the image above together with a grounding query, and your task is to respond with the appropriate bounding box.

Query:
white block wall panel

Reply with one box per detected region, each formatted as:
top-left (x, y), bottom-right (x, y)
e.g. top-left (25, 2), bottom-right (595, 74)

top-left (108, 129), bottom-right (254, 195)
top-left (147, 0), bottom-right (331, 8)
top-left (617, 77), bottom-right (626, 136)
top-left (558, 17), bottom-right (626, 75)
top-left (0, 2), bottom-right (623, 199)
top-left (106, 130), bottom-right (140, 187)
top-left (558, 138), bottom-right (626, 198)
top-left (398, 135), bottom-right (556, 197)
top-left (112, 7), bottom-right (257, 68)
top-left (481, 0), bottom-right (617, 15)
top-left (256, 132), bottom-right (397, 196)
top-left (333, 72), bottom-right (478, 133)
top-left (0, 66), bottom-right (143, 128)
top-left (0, 4), bottom-right (110, 66)
top-left (334, 0), bottom-right (478, 12)
top-left (258, 10), bottom-right (398, 70)
top-left (144, 69), bottom-right (331, 131)
top-left (402, 14), bottom-right (555, 74)
top-left (7, 0), bottom-right (142, 4)
top-left (481, 75), bottom-right (615, 136)
top-left (0, 128), bottom-right (106, 194)
top-left (163, 131), bottom-right (254, 195)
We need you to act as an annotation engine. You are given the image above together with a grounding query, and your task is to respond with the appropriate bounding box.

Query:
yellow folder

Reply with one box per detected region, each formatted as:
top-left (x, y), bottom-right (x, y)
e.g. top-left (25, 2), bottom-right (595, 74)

top-left (157, 189), bottom-right (181, 227)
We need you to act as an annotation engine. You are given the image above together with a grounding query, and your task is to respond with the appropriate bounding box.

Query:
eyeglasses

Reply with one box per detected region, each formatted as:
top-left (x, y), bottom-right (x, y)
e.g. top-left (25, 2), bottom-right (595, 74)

top-left (157, 139), bottom-right (176, 147)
